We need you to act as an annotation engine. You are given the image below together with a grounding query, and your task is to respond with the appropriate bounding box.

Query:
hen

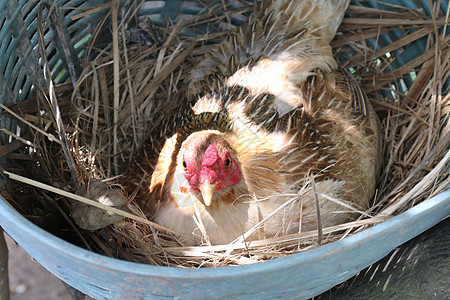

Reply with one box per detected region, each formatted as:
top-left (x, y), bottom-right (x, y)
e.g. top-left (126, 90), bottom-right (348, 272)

top-left (123, 0), bottom-right (381, 246)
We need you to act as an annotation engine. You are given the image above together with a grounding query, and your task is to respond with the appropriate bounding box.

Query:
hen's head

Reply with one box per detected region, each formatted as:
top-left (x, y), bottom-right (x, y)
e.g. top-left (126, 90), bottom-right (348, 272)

top-left (179, 131), bottom-right (242, 206)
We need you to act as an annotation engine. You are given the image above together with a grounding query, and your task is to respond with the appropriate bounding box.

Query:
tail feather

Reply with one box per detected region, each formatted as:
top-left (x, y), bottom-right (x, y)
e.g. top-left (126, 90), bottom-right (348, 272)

top-left (248, 0), bottom-right (350, 64)
top-left (190, 0), bottom-right (350, 81)
top-left (260, 0), bottom-right (349, 44)
top-left (188, 0), bottom-right (350, 110)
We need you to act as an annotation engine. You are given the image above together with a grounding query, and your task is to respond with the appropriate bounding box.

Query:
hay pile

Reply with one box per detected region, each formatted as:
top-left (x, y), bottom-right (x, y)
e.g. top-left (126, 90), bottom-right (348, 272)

top-left (1, 0), bottom-right (449, 267)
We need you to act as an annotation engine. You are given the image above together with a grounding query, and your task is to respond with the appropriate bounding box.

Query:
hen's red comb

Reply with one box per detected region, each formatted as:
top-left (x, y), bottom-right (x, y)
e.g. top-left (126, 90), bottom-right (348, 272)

top-left (202, 144), bottom-right (218, 167)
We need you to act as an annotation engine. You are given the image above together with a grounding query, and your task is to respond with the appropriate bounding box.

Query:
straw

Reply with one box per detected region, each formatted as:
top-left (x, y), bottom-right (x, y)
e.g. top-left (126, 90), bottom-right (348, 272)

top-left (1, 0), bottom-right (449, 267)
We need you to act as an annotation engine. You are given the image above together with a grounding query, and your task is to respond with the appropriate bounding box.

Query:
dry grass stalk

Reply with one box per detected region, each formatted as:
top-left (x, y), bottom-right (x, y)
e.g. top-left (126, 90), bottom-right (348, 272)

top-left (1, 0), bottom-right (449, 267)
top-left (2, 171), bottom-right (181, 234)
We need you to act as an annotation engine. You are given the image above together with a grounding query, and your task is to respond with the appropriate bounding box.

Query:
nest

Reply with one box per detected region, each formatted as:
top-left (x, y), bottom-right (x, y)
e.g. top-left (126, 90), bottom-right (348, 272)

top-left (1, 0), bottom-right (449, 268)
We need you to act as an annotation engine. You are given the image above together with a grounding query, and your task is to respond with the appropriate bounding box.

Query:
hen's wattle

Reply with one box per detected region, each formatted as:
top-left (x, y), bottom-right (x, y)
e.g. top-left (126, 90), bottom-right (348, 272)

top-left (123, 0), bottom-right (381, 246)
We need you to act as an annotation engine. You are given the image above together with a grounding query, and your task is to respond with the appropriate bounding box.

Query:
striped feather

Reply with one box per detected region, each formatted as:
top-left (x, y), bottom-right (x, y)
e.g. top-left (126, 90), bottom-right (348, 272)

top-left (122, 0), bottom-right (380, 245)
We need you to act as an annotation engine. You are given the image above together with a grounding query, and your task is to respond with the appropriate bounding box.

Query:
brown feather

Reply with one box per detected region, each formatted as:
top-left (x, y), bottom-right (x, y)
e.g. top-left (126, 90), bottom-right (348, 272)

top-left (122, 0), bottom-right (380, 245)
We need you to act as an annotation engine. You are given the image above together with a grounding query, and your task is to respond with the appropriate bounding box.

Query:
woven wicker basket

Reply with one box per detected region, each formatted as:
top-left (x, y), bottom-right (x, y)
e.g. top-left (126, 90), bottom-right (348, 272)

top-left (0, 1), bottom-right (449, 299)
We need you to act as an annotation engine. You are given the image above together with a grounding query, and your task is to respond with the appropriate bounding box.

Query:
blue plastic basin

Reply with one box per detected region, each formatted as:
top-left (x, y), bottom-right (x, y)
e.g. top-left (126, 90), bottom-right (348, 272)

top-left (1, 190), bottom-right (449, 299)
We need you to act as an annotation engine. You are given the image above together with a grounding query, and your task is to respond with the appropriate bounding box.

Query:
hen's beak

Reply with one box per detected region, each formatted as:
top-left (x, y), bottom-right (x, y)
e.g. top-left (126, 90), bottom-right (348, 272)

top-left (199, 181), bottom-right (217, 206)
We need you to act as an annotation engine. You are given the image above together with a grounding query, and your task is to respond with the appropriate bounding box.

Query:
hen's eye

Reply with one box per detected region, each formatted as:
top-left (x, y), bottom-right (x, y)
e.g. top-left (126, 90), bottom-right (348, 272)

top-left (182, 160), bottom-right (188, 170)
top-left (224, 157), bottom-right (231, 168)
